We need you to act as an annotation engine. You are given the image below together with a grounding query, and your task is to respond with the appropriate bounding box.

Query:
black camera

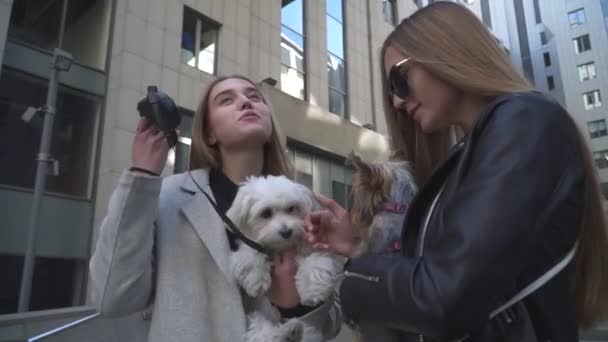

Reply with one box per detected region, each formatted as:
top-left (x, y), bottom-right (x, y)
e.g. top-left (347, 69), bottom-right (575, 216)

top-left (136, 86), bottom-right (181, 147)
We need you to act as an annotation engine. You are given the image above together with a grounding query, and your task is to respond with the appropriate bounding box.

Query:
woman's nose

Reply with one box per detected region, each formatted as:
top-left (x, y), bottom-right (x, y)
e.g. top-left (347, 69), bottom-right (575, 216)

top-left (392, 94), bottom-right (407, 111)
top-left (239, 95), bottom-right (253, 110)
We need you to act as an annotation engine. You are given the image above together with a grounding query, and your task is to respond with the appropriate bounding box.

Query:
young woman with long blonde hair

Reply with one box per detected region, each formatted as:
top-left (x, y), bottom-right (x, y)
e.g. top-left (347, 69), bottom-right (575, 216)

top-left (90, 75), bottom-right (341, 341)
top-left (306, 2), bottom-right (608, 341)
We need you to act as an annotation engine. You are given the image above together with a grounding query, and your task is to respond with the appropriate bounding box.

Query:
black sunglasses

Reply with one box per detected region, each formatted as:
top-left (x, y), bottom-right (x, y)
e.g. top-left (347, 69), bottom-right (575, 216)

top-left (389, 58), bottom-right (411, 100)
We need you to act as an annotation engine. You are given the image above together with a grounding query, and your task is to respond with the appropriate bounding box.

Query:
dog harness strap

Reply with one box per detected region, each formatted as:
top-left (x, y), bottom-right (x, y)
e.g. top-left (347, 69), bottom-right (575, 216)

top-left (380, 202), bottom-right (408, 214)
top-left (188, 172), bottom-right (269, 255)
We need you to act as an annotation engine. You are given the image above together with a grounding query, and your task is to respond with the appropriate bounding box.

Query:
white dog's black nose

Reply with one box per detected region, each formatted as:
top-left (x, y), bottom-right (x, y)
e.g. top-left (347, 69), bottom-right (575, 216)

top-left (279, 227), bottom-right (292, 239)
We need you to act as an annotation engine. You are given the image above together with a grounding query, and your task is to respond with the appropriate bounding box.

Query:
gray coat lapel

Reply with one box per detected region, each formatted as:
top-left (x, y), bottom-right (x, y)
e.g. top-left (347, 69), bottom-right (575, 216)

top-left (179, 169), bottom-right (235, 286)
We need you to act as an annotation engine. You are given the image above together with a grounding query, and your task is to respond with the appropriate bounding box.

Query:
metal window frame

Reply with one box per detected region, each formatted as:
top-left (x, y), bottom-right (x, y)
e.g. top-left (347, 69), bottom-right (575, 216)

top-left (326, 0), bottom-right (349, 119)
top-left (280, 0), bottom-right (307, 100)
top-left (183, 6), bottom-right (220, 75)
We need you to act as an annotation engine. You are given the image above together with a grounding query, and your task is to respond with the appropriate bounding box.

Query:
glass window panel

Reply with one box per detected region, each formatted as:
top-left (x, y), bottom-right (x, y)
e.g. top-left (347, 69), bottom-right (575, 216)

top-left (569, 12), bottom-right (578, 26)
top-left (281, 28), bottom-right (305, 72)
top-left (585, 93), bottom-right (593, 109)
top-left (197, 44), bottom-right (215, 74)
top-left (281, 26), bottom-right (304, 52)
top-left (579, 64), bottom-right (589, 81)
top-left (173, 110), bottom-right (193, 174)
top-left (280, 65), bottom-right (305, 99)
top-left (281, 0), bottom-right (304, 35)
top-left (601, 183), bottom-right (608, 200)
top-left (382, 0), bottom-right (396, 25)
top-left (294, 150), bottom-right (313, 189)
top-left (181, 7), bottom-right (218, 75)
top-left (332, 181), bottom-right (348, 209)
top-left (540, 31), bottom-right (547, 45)
top-left (0, 254), bottom-right (81, 314)
top-left (294, 150), bottom-right (313, 175)
top-left (0, 70), bottom-right (99, 198)
top-left (281, 43), bottom-right (291, 66)
top-left (312, 156), bottom-right (331, 197)
top-left (326, 16), bottom-right (344, 59)
top-left (578, 9), bottom-right (586, 24)
top-left (543, 52), bottom-right (551, 67)
top-left (589, 63), bottom-right (597, 79)
top-left (583, 35), bottom-right (591, 51)
top-left (9, 0), bottom-right (63, 49)
top-left (329, 88), bottom-right (346, 116)
top-left (595, 151), bottom-right (608, 168)
top-left (327, 54), bottom-right (346, 92)
top-left (9, 0), bottom-right (111, 70)
top-left (326, 0), bottom-right (343, 22)
top-left (181, 8), bottom-right (197, 67)
top-left (547, 76), bottom-right (555, 90)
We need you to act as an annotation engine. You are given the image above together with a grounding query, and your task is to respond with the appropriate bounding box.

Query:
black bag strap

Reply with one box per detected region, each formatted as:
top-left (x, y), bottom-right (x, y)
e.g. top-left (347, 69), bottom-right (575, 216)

top-left (188, 171), bottom-right (269, 255)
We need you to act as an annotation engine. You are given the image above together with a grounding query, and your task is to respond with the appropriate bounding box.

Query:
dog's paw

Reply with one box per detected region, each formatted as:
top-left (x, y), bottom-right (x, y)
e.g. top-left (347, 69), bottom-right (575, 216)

top-left (244, 312), bottom-right (278, 342)
top-left (280, 319), bottom-right (304, 342)
top-left (296, 253), bottom-right (342, 306)
top-left (230, 248), bottom-right (272, 297)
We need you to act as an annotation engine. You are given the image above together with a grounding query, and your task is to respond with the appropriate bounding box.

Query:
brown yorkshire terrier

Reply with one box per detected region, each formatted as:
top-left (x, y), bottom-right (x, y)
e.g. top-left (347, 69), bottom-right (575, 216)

top-left (347, 153), bottom-right (418, 341)
top-left (348, 152), bottom-right (418, 257)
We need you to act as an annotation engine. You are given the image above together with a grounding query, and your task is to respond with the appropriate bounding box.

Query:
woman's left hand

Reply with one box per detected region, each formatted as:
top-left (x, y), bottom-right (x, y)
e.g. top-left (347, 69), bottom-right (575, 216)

top-left (267, 250), bottom-right (300, 308)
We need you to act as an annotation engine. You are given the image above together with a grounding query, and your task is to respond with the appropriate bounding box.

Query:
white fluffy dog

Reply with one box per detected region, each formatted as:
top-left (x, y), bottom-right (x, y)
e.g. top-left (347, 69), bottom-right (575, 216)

top-left (226, 175), bottom-right (342, 342)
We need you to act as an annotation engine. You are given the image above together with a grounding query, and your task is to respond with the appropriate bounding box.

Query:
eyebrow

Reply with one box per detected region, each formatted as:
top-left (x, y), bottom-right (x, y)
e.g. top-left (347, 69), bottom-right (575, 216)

top-left (213, 87), bottom-right (261, 102)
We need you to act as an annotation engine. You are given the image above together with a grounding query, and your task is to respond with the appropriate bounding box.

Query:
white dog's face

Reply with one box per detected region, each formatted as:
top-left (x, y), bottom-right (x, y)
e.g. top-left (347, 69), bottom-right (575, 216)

top-left (227, 175), bottom-right (315, 251)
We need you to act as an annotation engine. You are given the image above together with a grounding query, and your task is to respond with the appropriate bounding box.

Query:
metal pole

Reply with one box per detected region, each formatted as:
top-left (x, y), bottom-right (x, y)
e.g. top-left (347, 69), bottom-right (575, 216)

top-left (17, 0), bottom-right (70, 312)
top-left (28, 313), bottom-right (100, 341)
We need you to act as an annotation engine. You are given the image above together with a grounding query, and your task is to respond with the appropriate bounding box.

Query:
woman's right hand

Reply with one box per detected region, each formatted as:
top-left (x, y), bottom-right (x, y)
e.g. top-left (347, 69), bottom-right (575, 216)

top-left (305, 194), bottom-right (359, 258)
top-left (131, 117), bottom-right (170, 175)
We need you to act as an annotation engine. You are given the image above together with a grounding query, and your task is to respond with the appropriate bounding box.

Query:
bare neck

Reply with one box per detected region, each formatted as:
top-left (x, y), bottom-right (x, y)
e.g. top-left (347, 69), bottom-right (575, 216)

top-left (219, 147), bottom-right (264, 184)
top-left (457, 96), bottom-right (491, 134)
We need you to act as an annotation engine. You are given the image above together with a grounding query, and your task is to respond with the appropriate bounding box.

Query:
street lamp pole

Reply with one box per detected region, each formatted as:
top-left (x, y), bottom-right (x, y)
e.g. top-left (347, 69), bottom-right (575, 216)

top-left (17, 0), bottom-right (72, 312)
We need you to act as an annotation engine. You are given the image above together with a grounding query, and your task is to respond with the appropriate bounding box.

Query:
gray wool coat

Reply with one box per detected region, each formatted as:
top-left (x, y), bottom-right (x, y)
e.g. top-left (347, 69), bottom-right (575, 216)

top-left (89, 169), bottom-right (342, 342)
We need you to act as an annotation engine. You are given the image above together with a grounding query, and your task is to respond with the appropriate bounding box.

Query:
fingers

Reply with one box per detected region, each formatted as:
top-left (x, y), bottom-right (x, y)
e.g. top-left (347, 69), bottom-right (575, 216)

top-left (136, 117), bottom-right (148, 133)
top-left (313, 243), bottom-right (330, 251)
top-left (315, 193), bottom-right (346, 217)
top-left (152, 130), bottom-right (166, 143)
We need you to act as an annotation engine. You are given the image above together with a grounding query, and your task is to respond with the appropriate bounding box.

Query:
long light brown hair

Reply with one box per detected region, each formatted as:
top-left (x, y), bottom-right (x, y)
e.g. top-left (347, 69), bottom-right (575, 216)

top-left (189, 75), bottom-right (293, 177)
top-left (381, 1), bottom-right (608, 329)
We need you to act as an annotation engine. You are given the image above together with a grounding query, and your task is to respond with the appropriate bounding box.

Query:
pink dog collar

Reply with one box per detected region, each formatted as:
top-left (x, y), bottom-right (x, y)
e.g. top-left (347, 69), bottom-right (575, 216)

top-left (379, 202), bottom-right (408, 214)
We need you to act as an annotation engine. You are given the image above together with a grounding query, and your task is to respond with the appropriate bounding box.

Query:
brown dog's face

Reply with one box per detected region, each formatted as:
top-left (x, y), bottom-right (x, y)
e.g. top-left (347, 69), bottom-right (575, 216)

top-left (348, 153), bottom-right (393, 239)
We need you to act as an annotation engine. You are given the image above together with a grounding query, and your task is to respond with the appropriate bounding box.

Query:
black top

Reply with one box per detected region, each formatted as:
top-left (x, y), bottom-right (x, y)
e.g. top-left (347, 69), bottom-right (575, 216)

top-left (208, 168), bottom-right (239, 251)
top-left (208, 168), bottom-right (317, 318)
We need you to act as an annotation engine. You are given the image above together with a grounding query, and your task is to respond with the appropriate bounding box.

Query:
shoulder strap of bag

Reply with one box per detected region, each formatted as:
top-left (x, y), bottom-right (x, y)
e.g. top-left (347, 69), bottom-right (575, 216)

top-left (489, 241), bottom-right (578, 319)
top-left (187, 171), bottom-right (269, 255)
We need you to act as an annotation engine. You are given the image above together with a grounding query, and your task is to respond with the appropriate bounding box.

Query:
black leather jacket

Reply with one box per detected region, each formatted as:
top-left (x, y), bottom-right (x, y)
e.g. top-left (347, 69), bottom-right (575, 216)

top-left (341, 92), bottom-right (584, 341)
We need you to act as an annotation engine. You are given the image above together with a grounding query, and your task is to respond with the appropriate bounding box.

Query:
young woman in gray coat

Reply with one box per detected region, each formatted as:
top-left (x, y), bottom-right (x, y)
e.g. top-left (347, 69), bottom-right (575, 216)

top-left (89, 75), bottom-right (341, 342)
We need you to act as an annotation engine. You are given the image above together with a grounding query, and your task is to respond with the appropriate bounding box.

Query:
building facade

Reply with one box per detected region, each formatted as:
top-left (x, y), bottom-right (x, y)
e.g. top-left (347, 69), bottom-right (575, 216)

top-left (468, 0), bottom-right (608, 199)
top-left (0, 0), bottom-right (418, 340)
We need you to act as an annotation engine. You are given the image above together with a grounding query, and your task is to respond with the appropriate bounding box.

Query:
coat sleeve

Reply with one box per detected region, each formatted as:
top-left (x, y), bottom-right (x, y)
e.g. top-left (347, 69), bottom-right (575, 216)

top-left (298, 291), bottom-right (343, 339)
top-left (339, 97), bottom-right (585, 340)
top-left (89, 170), bottom-right (161, 317)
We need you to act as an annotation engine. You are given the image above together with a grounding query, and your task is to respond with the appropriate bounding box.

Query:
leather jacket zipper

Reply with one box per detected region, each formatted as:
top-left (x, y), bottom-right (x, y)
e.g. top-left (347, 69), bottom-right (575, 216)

top-left (343, 270), bottom-right (380, 282)
top-left (417, 183), bottom-right (446, 342)
top-left (418, 184), bottom-right (446, 258)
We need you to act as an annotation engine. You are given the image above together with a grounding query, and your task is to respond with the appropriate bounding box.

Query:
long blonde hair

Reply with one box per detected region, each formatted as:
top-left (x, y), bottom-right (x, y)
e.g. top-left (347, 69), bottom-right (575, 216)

top-left (382, 1), bottom-right (608, 329)
top-left (189, 75), bottom-right (293, 177)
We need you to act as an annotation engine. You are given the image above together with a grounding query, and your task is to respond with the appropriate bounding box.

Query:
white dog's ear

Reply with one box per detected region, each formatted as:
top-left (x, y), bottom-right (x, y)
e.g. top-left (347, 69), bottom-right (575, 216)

top-left (294, 183), bottom-right (317, 211)
top-left (227, 184), bottom-right (255, 232)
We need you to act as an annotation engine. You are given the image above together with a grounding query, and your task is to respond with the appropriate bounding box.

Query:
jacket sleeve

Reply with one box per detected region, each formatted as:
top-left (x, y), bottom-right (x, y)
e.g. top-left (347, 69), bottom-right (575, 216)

top-left (339, 98), bottom-right (584, 340)
top-left (89, 170), bottom-right (161, 317)
top-left (299, 291), bottom-right (343, 339)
